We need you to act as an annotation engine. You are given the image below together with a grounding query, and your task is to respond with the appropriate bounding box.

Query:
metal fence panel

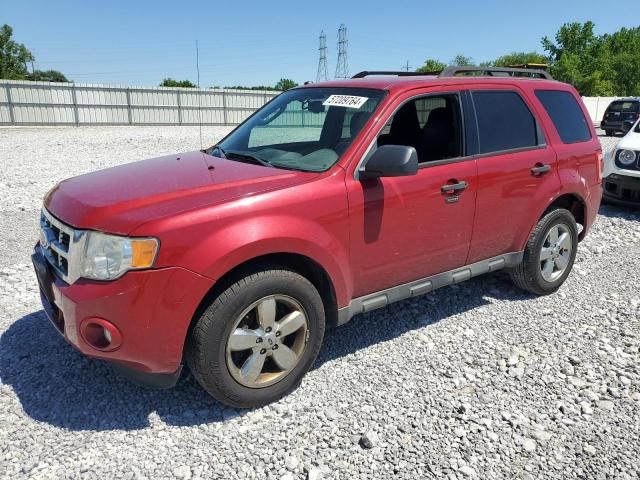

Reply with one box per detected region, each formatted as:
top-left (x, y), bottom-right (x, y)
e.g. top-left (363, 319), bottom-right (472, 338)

top-left (0, 80), bottom-right (280, 126)
top-left (0, 106), bottom-right (10, 123)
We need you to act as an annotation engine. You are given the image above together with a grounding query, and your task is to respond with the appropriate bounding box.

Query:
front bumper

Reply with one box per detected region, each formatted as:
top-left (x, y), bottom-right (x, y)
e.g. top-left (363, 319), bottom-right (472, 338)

top-left (32, 245), bottom-right (213, 383)
top-left (603, 174), bottom-right (640, 207)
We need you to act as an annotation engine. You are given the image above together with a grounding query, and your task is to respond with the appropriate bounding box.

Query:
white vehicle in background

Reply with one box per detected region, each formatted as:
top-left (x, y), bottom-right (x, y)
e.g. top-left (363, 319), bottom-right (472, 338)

top-left (603, 118), bottom-right (640, 206)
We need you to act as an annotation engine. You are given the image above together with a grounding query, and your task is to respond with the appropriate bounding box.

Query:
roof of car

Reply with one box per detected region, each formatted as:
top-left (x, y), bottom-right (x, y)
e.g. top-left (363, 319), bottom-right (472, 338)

top-left (299, 75), bottom-right (563, 93)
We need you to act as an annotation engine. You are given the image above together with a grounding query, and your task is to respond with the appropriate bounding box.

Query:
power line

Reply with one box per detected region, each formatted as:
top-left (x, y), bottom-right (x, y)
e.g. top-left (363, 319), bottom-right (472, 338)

top-left (316, 30), bottom-right (329, 83)
top-left (335, 24), bottom-right (349, 79)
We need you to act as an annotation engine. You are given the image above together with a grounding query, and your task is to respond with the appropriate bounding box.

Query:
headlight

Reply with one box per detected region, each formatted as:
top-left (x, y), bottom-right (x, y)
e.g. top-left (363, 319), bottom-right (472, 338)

top-left (617, 149), bottom-right (637, 166)
top-left (81, 231), bottom-right (159, 280)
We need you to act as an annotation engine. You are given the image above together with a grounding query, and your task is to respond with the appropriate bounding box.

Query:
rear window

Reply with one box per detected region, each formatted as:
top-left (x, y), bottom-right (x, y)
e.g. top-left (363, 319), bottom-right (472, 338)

top-left (607, 101), bottom-right (639, 113)
top-left (535, 90), bottom-right (592, 144)
top-left (472, 90), bottom-right (539, 154)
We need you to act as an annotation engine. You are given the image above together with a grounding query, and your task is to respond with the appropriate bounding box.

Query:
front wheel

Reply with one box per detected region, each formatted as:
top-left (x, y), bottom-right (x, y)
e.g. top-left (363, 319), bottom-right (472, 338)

top-left (186, 269), bottom-right (325, 408)
top-left (510, 208), bottom-right (578, 295)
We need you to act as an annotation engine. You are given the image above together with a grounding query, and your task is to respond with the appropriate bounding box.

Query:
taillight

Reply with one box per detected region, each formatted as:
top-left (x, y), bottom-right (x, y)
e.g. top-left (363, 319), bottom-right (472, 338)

top-left (597, 151), bottom-right (603, 182)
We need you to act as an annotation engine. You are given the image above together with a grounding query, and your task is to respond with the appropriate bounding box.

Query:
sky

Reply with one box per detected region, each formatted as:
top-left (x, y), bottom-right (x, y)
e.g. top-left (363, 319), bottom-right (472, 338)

top-left (2, 0), bottom-right (638, 88)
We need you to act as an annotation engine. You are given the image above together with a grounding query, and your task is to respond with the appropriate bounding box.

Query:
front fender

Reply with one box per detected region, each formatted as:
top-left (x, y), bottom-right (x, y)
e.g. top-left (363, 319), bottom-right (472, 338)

top-left (189, 215), bottom-right (352, 306)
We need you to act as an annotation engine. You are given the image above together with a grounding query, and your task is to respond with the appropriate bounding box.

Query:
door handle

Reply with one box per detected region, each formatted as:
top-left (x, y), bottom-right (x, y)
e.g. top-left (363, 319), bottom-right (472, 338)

top-left (441, 181), bottom-right (468, 193)
top-left (531, 163), bottom-right (551, 176)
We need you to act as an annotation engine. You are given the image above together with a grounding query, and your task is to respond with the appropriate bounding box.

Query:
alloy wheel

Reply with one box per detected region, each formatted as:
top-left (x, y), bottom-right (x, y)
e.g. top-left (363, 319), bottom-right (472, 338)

top-left (539, 224), bottom-right (573, 282)
top-left (225, 295), bottom-right (309, 388)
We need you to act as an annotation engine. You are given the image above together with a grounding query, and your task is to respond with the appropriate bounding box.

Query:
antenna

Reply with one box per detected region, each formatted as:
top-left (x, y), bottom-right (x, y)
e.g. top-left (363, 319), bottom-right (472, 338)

top-left (316, 31), bottom-right (329, 83)
top-left (196, 39), bottom-right (203, 150)
top-left (335, 24), bottom-right (349, 79)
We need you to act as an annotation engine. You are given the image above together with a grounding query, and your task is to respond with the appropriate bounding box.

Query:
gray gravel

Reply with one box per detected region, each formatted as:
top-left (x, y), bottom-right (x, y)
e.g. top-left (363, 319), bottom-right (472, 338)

top-left (1, 127), bottom-right (639, 480)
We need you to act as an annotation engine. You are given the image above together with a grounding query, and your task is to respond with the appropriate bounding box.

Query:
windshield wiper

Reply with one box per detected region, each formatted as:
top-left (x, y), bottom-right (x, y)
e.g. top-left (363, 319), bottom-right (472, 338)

top-left (224, 150), bottom-right (274, 168)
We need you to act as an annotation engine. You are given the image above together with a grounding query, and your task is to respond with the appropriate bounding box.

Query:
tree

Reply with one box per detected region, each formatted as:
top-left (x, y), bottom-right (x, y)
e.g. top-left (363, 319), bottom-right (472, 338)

top-left (0, 24), bottom-right (34, 79)
top-left (541, 22), bottom-right (610, 95)
top-left (491, 51), bottom-right (549, 67)
top-left (27, 70), bottom-right (69, 82)
top-left (274, 78), bottom-right (298, 91)
top-left (542, 22), bottom-right (640, 96)
top-left (160, 78), bottom-right (196, 88)
top-left (415, 58), bottom-right (446, 73)
top-left (450, 55), bottom-right (474, 66)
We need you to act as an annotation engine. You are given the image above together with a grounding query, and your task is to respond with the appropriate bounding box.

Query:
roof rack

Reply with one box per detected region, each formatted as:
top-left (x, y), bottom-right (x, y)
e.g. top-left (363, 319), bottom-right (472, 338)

top-left (352, 67), bottom-right (553, 80)
top-left (351, 71), bottom-right (432, 78)
top-left (439, 66), bottom-right (553, 80)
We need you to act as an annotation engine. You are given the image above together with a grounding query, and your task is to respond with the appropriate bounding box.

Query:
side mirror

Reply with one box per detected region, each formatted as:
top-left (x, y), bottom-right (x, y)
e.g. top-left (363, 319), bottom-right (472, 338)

top-left (359, 145), bottom-right (418, 179)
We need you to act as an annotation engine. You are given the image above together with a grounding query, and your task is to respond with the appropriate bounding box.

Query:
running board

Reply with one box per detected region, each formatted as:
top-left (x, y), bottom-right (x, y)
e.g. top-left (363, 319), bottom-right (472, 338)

top-left (336, 252), bottom-right (524, 326)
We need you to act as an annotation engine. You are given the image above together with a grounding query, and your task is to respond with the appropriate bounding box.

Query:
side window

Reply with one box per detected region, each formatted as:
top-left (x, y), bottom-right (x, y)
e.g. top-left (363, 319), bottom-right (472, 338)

top-left (472, 90), bottom-right (539, 154)
top-left (377, 94), bottom-right (463, 163)
top-left (535, 90), bottom-right (592, 144)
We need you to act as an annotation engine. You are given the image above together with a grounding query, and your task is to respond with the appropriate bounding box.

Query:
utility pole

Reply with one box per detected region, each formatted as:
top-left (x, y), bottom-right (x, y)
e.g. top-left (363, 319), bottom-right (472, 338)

top-left (316, 31), bottom-right (329, 82)
top-left (402, 60), bottom-right (412, 72)
top-left (335, 24), bottom-right (349, 79)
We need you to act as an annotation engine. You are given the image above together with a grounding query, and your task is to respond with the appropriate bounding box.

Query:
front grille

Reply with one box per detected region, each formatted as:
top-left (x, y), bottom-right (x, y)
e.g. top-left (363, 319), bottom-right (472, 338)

top-left (604, 176), bottom-right (640, 204)
top-left (39, 209), bottom-right (85, 284)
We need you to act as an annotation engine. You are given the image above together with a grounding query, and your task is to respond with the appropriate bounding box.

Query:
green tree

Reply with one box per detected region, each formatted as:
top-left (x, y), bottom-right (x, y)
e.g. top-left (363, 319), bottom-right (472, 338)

top-left (26, 70), bottom-right (69, 82)
top-left (491, 51), bottom-right (549, 67)
top-left (415, 58), bottom-right (446, 73)
top-left (450, 55), bottom-right (474, 66)
top-left (602, 27), bottom-right (640, 96)
top-left (160, 78), bottom-right (196, 88)
top-left (541, 21), bottom-right (616, 95)
top-left (0, 24), bottom-right (34, 79)
top-left (274, 78), bottom-right (298, 91)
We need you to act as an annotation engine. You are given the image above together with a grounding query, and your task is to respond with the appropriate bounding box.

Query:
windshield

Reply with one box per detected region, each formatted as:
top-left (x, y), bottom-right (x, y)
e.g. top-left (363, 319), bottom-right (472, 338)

top-left (211, 87), bottom-right (386, 172)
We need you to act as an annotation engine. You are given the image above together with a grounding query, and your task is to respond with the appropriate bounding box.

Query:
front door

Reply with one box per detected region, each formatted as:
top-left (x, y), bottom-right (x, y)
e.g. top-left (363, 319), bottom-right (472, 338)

top-left (346, 89), bottom-right (478, 297)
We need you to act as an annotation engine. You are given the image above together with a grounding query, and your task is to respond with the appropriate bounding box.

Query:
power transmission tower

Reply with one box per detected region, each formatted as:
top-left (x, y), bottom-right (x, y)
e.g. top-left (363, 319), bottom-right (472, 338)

top-left (335, 24), bottom-right (349, 79)
top-left (316, 31), bottom-right (329, 82)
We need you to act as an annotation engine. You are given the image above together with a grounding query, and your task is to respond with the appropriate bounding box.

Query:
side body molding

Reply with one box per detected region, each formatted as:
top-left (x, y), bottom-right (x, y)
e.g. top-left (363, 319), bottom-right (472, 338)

top-left (337, 251), bottom-right (524, 325)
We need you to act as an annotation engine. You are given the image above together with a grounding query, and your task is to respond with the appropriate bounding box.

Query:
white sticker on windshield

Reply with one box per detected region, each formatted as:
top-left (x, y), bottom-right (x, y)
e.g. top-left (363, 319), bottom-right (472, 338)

top-left (323, 95), bottom-right (369, 109)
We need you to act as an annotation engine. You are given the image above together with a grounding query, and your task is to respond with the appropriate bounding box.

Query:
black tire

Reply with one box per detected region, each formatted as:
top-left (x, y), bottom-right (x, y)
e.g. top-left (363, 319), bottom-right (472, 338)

top-left (510, 208), bottom-right (578, 296)
top-left (604, 130), bottom-right (613, 136)
top-left (186, 269), bottom-right (325, 408)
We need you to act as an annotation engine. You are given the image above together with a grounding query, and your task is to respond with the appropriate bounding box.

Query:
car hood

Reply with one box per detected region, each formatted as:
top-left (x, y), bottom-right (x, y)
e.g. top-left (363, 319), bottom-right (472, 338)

top-left (618, 130), bottom-right (640, 150)
top-left (45, 150), bottom-right (314, 234)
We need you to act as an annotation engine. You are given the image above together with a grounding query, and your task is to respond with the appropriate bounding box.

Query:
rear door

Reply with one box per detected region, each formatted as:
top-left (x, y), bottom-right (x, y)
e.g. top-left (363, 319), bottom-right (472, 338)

top-left (466, 86), bottom-right (561, 264)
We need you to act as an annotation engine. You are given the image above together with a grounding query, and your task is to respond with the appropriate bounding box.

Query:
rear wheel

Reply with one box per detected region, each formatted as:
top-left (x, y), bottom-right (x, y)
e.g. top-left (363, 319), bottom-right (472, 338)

top-left (510, 209), bottom-right (578, 296)
top-left (604, 130), bottom-right (613, 136)
top-left (186, 269), bottom-right (325, 408)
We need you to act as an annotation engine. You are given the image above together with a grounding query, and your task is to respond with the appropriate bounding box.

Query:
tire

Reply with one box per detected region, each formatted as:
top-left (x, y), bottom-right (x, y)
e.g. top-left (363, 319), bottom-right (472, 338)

top-left (605, 130), bottom-right (613, 136)
top-left (510, 208), bottom-right (578, 296)
top-left (186, 269), bottom-right (325, 408)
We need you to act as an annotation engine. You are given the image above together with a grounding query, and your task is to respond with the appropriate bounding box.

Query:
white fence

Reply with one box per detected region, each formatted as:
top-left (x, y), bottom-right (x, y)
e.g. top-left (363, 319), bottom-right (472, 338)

top-left (0, 80), bottom-right (280, 126)
top-left (0, 80), bottom-right (620, 127)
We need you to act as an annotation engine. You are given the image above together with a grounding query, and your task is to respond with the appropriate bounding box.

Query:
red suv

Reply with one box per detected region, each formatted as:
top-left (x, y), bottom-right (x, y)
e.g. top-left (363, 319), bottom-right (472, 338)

top-left (33, 67), bottom-right (602, 408)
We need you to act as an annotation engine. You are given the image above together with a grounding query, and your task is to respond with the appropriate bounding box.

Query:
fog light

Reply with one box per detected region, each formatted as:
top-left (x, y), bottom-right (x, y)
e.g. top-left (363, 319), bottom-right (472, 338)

top-left (80, 317), bottom-right (122, 352)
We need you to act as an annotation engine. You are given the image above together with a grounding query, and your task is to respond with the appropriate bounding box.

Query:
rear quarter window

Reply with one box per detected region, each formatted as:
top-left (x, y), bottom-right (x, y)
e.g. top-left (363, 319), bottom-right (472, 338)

top-left (536, 90), bottom-right (592, 144)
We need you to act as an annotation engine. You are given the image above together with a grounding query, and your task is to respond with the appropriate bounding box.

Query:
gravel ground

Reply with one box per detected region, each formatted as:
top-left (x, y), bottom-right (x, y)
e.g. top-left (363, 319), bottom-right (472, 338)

top-left (0, 127), bottom-right (639, 480)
